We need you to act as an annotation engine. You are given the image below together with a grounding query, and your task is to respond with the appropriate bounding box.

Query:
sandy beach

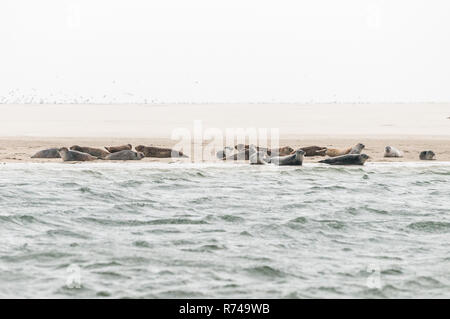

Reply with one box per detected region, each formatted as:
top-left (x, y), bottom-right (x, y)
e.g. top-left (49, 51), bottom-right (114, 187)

top-left (1, 103), bottom-right (449, 163)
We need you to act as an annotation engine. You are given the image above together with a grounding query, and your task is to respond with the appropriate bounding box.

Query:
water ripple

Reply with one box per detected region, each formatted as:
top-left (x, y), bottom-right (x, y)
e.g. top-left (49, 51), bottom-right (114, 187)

top-left (0, 162), bottom-right (449, 298)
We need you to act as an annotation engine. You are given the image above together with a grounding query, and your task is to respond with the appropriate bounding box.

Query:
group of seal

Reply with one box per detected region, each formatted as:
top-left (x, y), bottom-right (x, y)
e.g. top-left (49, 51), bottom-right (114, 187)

top-left (383, 146), bottom-right (436, 160)
top-left (217, 142), bottom-right (368, 166)
top-left (30, 142), bottom-right (437, 163)
top-left (31, 144), bottom-right (187, 162)
top-left (247, 144), bottom-right (304, 166)
top-left (317, 143), bottom-right (368, 166)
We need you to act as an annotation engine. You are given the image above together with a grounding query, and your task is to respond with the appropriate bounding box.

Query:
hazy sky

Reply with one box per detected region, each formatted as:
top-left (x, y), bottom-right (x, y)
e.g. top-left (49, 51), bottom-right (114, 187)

top-left (1, 0), bottom-right (449, 103)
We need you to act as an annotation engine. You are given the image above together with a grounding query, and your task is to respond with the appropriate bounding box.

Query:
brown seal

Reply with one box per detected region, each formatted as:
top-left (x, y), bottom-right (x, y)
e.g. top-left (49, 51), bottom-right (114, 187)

top-left (135, 145), bottom-right (188, 158)
top-left (299, 146), bottom-right (327, 157)
top-left (70, 145), bottom-right (110, 159)
top-left (270, 146), bottom-right (294, 156)
top-left (326, 147), bottom-right (352, 157)
top-left (105, 144), bottom-right (132, 153)
top-left (326, 143), bottom-right (365, 157)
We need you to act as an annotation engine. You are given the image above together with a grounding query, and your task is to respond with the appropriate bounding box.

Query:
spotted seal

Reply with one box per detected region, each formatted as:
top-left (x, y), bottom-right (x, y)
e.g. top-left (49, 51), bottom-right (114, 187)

top-left (105, 150), bottom-right (145, 160)
top-left (58, 147), bottom-right (97, 162)
top-left (70, 145), bottom-right (110, 159)
top-left (31, 148), bottom-right (61, 158)
top-left (384, 146), bottom-right (403, 158)
top-left (319, 154), bottom-right (369, 165)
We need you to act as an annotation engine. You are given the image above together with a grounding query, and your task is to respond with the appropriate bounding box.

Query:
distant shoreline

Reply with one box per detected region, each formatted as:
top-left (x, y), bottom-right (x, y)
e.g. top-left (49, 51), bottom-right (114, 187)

top-left (1, 103), bottom-right (449, 162)
top-left (0, 104), bottom-right (449, 138)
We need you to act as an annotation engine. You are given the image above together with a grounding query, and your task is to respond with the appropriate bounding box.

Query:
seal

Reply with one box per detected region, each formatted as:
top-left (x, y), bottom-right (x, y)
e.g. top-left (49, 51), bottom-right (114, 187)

top-left (225, 149), bottom-right (252, 161)
top-left (31, 148), bottom-right (61, 158)
top-left (349, 143), bottom-right (365, 154)
top-left (234, 145), bottom-right (293, 156)
top-left (216, 146), bottom-right (234, 159)
top-left (300, 146), bottom-right (327, 157)
top-left (135, 145), bottom-right (188, 158)
top-left (319, 154), bottom-right (369, 165)
top-left (269, 146), bottom-right (294, 156)
top-left (326, 143), bottom-right (364, 157)
top-left (271, 149), bottom-right (305, 166)
top-left (419, 150), bottom-right (435, 160)
top-left (70, 145), bottom-right (110, 159)
top-left (326, 147), bottom-right (352, 157)
top-left (105, 144), bottom-right (132, 153)
top-left (58, 147), bottom-right (97, 162)
top-left (384, 146), bottom-right (403, 158)
top-left (249, 145), bottom-right (270, 165)
top-left (235, 144), bottom-right (268, 153)
top-left (105, 150), bottom-right (145, 160)
top-left (235, 144), bottom-right (247, 152)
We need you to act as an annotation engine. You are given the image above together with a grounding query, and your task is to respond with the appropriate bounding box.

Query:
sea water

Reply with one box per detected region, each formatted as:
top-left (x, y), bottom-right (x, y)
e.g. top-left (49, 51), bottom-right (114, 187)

top-left (0, 162), bottom-right (449, 298)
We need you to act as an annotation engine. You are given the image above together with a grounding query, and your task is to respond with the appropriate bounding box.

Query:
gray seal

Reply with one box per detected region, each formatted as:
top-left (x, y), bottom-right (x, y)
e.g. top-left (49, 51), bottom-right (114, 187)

top-left (135, 145), bottom-right (188, 158)
top-left (271, 149), bottom-right (305, 166)
top-left (319, 154), bottom-right (369, 165)
top-left (105, 144), bottom-right (132, 153)
top-left (419, 150), bottom-right (435, 160)
top-left (105, 150), bottom-right (144, 160)
top-left (249, 145), bottom-right (270, 165)
top-left (234, 144), bottom-right (293, 156)
top-left (216, 146), bottom-right (234, 159)
top-left (349, 143), bottom-right (365, 154)
top-left (384, 146), bottom-right (403, 158)
top-left (225, 148), bottom-right (254, 161)
top-left (70, 145), bottom-right (110, 159)
top-left (58, 147), bottom-right (97, 162)
top-left (31, 148), bottom-right (61, 158)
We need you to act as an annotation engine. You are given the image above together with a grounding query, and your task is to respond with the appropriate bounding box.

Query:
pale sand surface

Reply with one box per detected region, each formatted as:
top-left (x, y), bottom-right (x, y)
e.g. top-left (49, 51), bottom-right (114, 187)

top-left (0, 104), bottom-right (449, 163)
